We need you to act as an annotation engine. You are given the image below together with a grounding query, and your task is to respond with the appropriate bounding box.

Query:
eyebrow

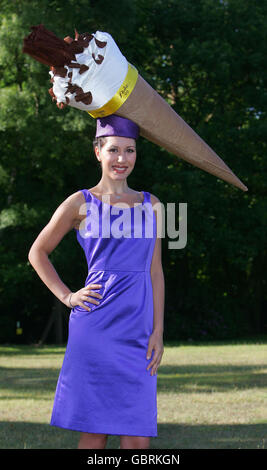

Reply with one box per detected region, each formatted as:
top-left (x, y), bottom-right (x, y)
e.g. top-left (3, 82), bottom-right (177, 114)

top-left (107, 145), bottom-right (136, 149)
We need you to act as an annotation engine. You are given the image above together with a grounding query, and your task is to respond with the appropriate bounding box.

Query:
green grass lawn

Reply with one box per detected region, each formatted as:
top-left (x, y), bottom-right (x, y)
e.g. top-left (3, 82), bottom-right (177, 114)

top-left (0, 341), bottom-right (266, 449)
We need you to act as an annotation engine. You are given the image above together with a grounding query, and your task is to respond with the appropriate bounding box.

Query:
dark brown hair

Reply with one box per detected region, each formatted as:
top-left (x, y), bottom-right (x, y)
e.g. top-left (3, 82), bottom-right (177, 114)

top-left (92, 136), bottom-right (108, 151)
top-left (92, 137), bottom-right (107, 170)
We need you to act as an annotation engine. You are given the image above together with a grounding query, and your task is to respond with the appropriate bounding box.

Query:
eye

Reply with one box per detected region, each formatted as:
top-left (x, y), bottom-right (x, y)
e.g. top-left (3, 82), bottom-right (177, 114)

top-left (108, 148), bottom-right (118, 152)
top-left (127, 148), bottom-right (135, 153)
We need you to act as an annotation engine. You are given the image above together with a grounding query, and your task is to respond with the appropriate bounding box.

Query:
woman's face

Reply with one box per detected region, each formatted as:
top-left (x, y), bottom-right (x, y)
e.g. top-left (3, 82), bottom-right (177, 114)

top-left (95, 136), bottom-right (136, 179)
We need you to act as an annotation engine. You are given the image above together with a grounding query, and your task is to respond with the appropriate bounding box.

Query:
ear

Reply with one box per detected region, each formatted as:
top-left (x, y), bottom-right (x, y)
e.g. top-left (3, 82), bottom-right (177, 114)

top-left (94, 144), bottom-right (100, 159)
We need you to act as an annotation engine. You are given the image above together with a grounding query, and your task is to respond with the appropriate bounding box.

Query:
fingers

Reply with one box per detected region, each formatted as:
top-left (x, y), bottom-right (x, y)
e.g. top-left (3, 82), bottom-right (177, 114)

top-left (85, 284), bottom-right (102, 297)
top-left (84, 284), bottom-right (103, 304)
top-left (81, 302), bottom-right (91, 312)
top-left (85, 284), bottom-right (102, 290)
top-left (81, 284), bottom-right (103, 309)
top-left (146, 348), bottom-right (164, 376)
top-left (71, 284), bottom-right (103, 311)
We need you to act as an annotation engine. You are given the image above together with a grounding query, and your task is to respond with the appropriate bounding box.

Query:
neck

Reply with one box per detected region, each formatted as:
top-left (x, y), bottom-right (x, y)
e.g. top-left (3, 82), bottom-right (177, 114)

top-left (96, 178), bottom-right (130, 195)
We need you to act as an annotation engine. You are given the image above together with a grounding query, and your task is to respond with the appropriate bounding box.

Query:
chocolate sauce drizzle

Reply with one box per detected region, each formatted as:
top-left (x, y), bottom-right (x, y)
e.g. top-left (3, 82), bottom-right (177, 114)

top-left (23, 24), bottom-right (107, 108)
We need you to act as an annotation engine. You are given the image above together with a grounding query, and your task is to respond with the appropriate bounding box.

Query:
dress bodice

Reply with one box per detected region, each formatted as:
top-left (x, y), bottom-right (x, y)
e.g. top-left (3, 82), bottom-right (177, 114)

top-left (75, 189), bottom-right (156, 273)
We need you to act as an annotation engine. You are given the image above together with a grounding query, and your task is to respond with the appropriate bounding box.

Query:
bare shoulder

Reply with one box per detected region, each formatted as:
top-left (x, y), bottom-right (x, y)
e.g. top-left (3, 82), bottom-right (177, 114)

top-left (57, 190), bottom-right (87, 230)
top-left (150, 193), bottom-right (162, 207)
top-left (62, 190), bottom-right (85, 209)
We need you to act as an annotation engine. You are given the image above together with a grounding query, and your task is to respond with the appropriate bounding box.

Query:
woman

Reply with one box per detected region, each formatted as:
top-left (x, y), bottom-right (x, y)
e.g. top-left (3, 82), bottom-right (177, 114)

top-left (28, 114), bottom-right (165, 449)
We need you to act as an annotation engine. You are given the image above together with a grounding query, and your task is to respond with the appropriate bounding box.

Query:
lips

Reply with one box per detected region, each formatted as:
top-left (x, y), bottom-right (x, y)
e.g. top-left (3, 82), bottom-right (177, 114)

top-left (112, 166), bottom-right (128, 173)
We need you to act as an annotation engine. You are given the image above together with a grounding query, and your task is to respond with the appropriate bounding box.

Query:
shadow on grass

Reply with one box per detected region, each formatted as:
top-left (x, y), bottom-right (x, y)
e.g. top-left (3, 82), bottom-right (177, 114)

top-left (157, 364), bottom-right (267, 393)
top-left (0, 366), bottom-right (59, 398)
top-left (0, 421), bottom-right (265, 449)
top-left (1, 363), bottom-right (266, 397)
top-left (0, 345), bottom-right (66, 356)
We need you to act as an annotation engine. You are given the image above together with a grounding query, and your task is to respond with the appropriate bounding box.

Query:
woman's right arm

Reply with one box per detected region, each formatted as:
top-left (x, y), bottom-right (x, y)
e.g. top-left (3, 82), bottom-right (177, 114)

top-left (28, 191), bottom-right (83, 307)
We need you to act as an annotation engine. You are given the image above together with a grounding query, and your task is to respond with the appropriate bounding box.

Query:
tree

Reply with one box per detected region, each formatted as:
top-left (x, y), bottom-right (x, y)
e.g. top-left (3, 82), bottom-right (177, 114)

top-left (0, 0), bottom-right (266, 342)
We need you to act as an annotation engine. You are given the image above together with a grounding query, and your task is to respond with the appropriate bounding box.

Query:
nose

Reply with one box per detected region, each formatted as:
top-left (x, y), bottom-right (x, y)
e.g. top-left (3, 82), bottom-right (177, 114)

top-left (117, 153), bottom-right (127, 162)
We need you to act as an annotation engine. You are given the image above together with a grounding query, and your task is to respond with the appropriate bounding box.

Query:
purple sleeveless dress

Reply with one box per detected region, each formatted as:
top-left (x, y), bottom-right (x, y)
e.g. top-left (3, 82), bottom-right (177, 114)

top-left (50, 189), bottom-right (157, 437)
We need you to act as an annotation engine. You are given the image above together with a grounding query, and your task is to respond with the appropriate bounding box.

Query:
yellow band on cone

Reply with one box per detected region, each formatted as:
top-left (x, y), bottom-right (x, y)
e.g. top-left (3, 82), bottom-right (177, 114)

top-left (88, 63), bottom-right (138, 118)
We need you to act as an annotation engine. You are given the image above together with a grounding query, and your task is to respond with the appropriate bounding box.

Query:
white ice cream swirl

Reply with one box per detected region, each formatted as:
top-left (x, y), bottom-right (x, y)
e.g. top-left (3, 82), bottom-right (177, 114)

top-left (49, 31), bottom-right (128, 112)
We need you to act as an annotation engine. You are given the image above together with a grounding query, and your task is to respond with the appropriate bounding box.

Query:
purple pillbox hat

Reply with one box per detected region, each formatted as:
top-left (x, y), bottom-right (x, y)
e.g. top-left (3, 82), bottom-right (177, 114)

top-left (95, 114), bottom-right (139, 139)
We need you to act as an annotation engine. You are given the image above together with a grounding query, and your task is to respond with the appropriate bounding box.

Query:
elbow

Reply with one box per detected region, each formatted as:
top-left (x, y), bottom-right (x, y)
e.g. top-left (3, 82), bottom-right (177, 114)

top-left (28, 246), bottom-right (35, 265)
top-left (28, 245), bottom-right (44, 265)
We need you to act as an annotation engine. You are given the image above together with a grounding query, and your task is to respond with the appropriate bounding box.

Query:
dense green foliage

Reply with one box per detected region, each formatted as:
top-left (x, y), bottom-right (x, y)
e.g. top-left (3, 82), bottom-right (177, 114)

top-left (0, 0), bottom-right (266, 343)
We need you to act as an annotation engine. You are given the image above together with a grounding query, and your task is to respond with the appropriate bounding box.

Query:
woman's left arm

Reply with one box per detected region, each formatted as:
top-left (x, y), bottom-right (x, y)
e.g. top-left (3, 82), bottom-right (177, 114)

top-left (146, 194), bottom-right (165, 376)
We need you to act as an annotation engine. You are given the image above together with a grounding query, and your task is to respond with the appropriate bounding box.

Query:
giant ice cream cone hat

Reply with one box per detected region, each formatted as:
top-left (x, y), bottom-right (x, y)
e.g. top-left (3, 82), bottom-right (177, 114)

top-left (23, 24), bottom-right (248, 191)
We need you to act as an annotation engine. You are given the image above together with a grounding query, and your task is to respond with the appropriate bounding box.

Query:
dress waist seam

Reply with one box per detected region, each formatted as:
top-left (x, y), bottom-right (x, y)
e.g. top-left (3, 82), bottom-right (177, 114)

top-left (87, 269), bottom-right (149, 272)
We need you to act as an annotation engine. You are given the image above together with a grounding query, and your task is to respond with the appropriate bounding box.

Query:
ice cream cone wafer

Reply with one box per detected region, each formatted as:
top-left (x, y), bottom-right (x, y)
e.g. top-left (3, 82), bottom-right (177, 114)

top-left (116, 75), bottom-right (248, 192)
